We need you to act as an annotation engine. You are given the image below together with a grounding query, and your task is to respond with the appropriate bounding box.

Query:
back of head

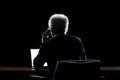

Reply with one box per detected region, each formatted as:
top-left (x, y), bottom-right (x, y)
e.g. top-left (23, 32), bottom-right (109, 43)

top-left (48, 14), bottom-right (69, 35)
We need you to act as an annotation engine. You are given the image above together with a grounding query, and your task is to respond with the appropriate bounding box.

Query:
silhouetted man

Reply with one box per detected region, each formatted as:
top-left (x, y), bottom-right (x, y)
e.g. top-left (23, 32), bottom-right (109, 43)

top-left (33, 13), bottom-right (87, 79)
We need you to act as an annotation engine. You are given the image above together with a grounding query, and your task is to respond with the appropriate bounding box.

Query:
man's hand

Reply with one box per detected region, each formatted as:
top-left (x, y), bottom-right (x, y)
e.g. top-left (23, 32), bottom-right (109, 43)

top-left (41, 29), bottom-right (52, 43)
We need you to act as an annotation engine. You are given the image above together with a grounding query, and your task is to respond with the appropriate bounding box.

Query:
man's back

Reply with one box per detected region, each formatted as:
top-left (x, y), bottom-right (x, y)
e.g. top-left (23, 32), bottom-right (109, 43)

top-left (34, 35), bottom-right (86, 78)
top-left (44, 35), bottom-right (83, 61)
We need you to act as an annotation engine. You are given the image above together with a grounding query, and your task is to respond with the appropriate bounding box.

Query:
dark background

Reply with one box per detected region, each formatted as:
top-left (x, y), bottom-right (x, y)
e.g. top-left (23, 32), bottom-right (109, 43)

top-left (0, 1), bottom-right (119, 67)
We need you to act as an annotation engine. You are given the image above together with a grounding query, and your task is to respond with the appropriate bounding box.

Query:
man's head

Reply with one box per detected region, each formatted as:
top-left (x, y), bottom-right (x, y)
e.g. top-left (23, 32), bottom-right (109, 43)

top-left (48, 14), bottom-right (69, 35)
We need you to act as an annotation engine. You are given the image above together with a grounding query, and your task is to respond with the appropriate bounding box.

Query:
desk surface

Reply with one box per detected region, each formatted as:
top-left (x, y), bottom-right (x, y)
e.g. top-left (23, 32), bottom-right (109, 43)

top-left (101, 66), bottom-right (120, 71)
top-left (0, 67), bottom-right (32, 71)
top-left (0, 66), bottom-right (120, 71)
top-left (0, 67), bottom-right (48, 71)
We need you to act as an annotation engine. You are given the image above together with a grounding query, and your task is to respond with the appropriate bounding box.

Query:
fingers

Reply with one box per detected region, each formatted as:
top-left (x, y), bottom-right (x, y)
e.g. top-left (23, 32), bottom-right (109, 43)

top-left (41, 29), bottom-right (52, 43)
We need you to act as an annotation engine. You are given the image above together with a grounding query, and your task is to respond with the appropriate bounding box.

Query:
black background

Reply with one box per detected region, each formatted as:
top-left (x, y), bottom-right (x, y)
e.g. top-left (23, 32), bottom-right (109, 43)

top-left (0, 1), bottom-right (119, 66)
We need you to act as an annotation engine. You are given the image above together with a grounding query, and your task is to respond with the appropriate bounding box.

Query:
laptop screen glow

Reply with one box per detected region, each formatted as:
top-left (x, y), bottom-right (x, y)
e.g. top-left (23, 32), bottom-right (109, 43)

top-left (30, 49), bottom-right (48, 68)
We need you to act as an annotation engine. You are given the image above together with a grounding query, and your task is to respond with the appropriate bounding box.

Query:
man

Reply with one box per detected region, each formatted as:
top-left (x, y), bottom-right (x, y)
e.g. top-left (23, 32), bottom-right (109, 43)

top-left (33, 13), bottom-right (87, 79)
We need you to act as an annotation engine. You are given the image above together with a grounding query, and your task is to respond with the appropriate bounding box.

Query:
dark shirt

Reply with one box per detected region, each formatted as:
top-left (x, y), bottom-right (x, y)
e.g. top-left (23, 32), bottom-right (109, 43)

top-left (33, 35), bottom-right (86, 78)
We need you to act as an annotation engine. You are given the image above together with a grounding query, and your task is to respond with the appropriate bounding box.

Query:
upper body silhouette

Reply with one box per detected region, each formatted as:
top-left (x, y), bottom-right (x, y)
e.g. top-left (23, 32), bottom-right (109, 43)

top-left (33, 13), bottom-right (87, 78)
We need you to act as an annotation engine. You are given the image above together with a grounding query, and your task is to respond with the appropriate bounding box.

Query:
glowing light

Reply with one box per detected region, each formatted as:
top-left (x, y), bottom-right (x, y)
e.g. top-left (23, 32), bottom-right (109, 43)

top-left (30, 49), bottom-right (48, 67)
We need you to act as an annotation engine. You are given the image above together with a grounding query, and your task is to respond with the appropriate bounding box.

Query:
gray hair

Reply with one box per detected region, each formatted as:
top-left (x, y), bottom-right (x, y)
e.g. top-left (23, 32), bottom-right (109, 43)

top-left (48, 14), bottom-right (69, 34)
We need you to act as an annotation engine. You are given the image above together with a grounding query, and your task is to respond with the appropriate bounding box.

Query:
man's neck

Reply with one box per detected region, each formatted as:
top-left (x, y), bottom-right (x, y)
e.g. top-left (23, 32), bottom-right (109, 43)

top-left (54, 33), bottom-right (66, 37)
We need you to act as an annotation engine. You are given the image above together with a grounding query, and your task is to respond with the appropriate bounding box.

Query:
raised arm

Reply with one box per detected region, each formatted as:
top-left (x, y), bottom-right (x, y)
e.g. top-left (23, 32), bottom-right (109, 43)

top-left (41, 29), bottom-right (53, 43)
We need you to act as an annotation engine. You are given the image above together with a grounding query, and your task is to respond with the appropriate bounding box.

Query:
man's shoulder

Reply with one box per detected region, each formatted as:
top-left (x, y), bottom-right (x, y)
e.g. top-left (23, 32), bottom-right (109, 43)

top-left (42, 35), bottom-right (82, 45)
top-left (67, 35), bottom-right (82, 42)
